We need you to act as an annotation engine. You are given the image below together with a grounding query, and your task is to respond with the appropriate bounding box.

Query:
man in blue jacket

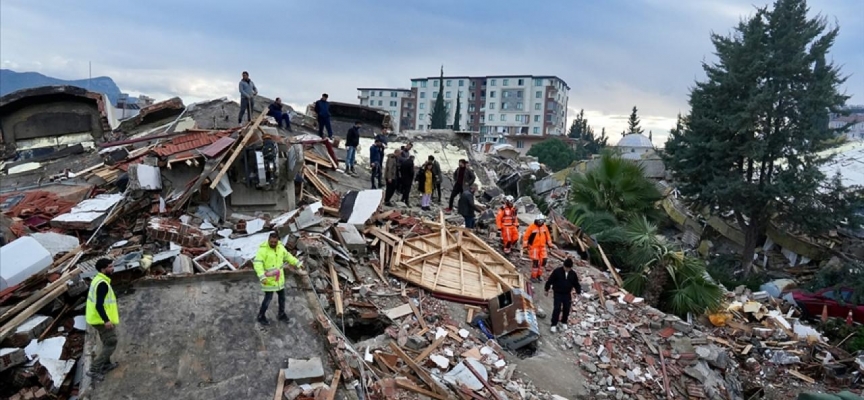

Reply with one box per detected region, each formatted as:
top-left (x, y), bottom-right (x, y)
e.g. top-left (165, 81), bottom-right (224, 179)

top-left (369, 138), bottom-right (384, 189)
top-left (267, 98), bottom-right (293, 132)
top-left (345, 121), bottom-right (361, 174)
top-left (238, 71), bottom-right (257, 124)
top-left (314, 93), bottom-right (333, 139)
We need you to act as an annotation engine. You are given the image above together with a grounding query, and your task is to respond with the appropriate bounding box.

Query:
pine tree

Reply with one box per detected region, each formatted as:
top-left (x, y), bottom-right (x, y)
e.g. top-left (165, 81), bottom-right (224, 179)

top-left (568, 109), bottom-right (586, 139)
top-left (429, 66), bottom-right (448, 129)
top-left (452, 93), bottom-right (462, 131)
top-left (626, 106), bottom-right (644, 135)
top-left (663, 0), bottom-right (862, 276)
top-left (648, 130), bottom-right (653, 142)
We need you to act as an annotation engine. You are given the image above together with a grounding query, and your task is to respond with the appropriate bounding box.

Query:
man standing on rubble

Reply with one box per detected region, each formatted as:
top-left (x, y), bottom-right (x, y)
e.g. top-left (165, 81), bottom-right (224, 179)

top-left (400, 155), bottom-right (416, 206)
top-left (85, 259), bottom-right (120, 382)
top-left (238, 71), bottom-right (258, 124)
top-left (370, 138), bottom-right (385, 189)
top-left (496, 195), bottom-right (519, 254)
top-left (384, 149), bottom-right (401, 206)
top-left (314, 93), bottom-right (333, 139)
top-left (345, 121), bottom-right (361, 175)
top-left (446, 159), bottom-right (476, 213)
top-left (458, 183), bottom-right (482, 229)
top-left (544, 258), bottom-right (582, 333)
top-left (523, 215), bottom-right (555, 281)
top-left (254, 232), bottom-right (304, 326)
top-left (427, 155), bottom-right (442, 203)
top-left (267, 98), bottom-right (293, 132)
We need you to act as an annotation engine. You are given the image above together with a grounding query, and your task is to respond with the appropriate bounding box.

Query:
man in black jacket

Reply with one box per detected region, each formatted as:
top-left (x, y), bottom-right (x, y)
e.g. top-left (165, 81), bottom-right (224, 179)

top-left (544, 258), bottom-right (582, 333)
top-left (345, 121), bottom-right (361, 174)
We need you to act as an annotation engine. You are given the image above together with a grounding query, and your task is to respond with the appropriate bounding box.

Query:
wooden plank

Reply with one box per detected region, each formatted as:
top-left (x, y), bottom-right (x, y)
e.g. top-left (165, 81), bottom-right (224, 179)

top-left (389, 342), bottom-right (447, 396)
top-left (596, 244), bottom-right (624, 287)
top-left (209, 110), bottom-right (266, 189)
top-left (324, 369), bottom-right (341, 400)
top-left (384, 303), bottom-right (414, 319)
top-left (788, 370), bottom-right (815, 384)
top-left (329, 259), bottom-right (344, 316)
top-left (413, 335), bottom-right (446, 363)
top-left (408, 301), bottom-right (428, 330)
top-left (464, 359), bottom-right (504, 400)
top-left (0, 284), bottom-right (68, 342)
top-left (394, 378), bottom-right (449, 400)
top-left (0, 266), bottom-right (81, 324)
top-left (273, 369), bottom-right (285, 400)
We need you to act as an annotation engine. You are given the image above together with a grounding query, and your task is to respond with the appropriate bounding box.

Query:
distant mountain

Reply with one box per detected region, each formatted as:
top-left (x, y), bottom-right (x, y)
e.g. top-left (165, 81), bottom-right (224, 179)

top-left (0, 69), bottom-right (123, 105)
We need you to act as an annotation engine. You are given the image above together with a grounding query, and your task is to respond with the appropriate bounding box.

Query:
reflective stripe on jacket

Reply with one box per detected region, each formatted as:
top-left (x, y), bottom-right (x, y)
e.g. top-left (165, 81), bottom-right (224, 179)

top-left (85, 273), bottom-right (120, 325)
top-left (523, 223), bottom-right (552, 248)
top-left (253, 241), bottom-right (299, 292)
top-left (496, 205), bottom-right (518, 229)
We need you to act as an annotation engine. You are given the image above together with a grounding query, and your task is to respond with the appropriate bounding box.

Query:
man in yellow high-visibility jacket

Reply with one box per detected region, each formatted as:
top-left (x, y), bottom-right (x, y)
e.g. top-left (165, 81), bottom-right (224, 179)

top-left (85, 259), bottom-right (120, 382)
top-left (254, 232), bottom-right (303, 325)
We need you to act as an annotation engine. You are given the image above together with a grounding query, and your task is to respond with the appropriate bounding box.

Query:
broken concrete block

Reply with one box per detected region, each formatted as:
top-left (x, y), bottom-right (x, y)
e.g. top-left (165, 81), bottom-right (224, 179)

top-left (147, 217), bottom-right (208, 247)
top-left (35, 358), bottom-right (75, 393)
top-left (2, 315), bottom-right (53, 348)
top-left (283, 383), bottom-right (302, 400)
top-left (172, 254), bottom-right (194, 275)
top-left (335, 223), bottom-right (366, 256)
top-left (405, 335), bottom-right (429, 351)
top-left (0, 237), bottom-right (53, 291)
top-left (283, 357), bottom-right (325, 384)
top-left (127, 164), bottom-right (162, 191)
top-left (30, 232), bottom-right (79, 257)
top-left (0, 348), bottom-right (27, 372)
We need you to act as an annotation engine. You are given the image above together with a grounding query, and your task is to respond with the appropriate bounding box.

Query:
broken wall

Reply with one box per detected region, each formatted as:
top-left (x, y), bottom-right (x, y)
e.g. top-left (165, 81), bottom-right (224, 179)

top-left (0, 86), bottom-right (110, 146)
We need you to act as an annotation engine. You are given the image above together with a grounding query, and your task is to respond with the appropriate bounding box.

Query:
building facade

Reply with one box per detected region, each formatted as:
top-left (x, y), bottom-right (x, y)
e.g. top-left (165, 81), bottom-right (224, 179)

top-left (357, 75), bottom-right (568, 137)
top-left (357, 88), bottom-right (416, 132)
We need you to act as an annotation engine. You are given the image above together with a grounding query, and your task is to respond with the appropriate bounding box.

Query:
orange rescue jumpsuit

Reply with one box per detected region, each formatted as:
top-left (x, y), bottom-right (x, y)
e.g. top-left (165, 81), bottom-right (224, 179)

top-left (496, 205), bottom-right (519, 253)
top-left (523, 222), bottom-right (552, 279)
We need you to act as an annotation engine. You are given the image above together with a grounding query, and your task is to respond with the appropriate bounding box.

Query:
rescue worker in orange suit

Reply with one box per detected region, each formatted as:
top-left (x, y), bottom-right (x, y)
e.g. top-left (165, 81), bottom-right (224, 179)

top-left (496, 195), bottom-right (519, 254)
top-left (523, 214), bottom-right (555, 281)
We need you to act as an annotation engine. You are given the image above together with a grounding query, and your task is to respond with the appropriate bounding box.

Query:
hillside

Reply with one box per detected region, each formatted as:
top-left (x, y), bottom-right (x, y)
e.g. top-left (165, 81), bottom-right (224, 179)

top-left (0, 69), bottom-right (122, 105)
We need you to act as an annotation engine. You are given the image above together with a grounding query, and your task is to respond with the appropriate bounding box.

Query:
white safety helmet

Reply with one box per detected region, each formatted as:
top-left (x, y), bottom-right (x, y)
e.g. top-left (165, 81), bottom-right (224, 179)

top-left (505, 195), bottom-right (514, 203)
top-left (535, 214), bottom-right (546, 223)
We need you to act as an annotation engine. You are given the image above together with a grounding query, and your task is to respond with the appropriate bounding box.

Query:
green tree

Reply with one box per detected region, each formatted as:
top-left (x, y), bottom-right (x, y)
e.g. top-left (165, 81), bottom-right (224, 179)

top-left (567, 109), bottom-right (608, 156)
top-left (663, 0), bottom-right (861, 275)
top-left (429, 67), bottom-right (448, 129)
top-left (626, 106), bottom-right (643, 135)
top-left (525, 137), bottom-right (580, 171)
top-left (452, 93), bottom-right (462, 131)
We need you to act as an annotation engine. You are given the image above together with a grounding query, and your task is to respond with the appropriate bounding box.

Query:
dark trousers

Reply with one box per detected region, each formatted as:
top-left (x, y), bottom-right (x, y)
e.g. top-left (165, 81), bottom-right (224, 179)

top-left (269, 112), bottom-right (291, 130)
top-left (448, 184), bottom-right (463, 209)
top-left (239, 97), bottom-right (254, 123)
top-left (371, 164), bottom-right (382, 188)
top-left (464, 215), bottom-right (476, 229)
top-left (551, 292), bottom-right (572, 327)
top-left (318, 116), bottom-right (333, 138)
top-left (258, 289), bottom-right (286, 318)
top-left (385, 180), bottom-right (398, 203)
top-left (434, 181), bottom-right (442, 202)
top-left (400, 178), bottom-right (413, 205)
top-left (90, 324), bottom-right (118, 373)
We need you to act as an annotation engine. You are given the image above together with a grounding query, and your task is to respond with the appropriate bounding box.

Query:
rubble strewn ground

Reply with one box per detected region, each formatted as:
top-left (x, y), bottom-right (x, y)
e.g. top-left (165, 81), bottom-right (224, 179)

top-left (0, 93), bottom-right (861, 400)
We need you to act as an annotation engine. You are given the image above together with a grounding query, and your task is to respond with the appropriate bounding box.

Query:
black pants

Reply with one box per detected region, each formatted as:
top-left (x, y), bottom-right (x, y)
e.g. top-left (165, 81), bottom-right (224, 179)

top-left (434, 181), bottom-right (442, 202)
top-left (400, 178), bottom-right (413, 205)
top-left (550, 292), bottom-right (572, 327)
top-left (371, 164), bottom-right (382, 189)
top-left (448, 184), bottom-right (463, 209)
top-left (385, 180), bottom-right (398, 203)
top-left (258, 289), bottom-right (286, 318)
top-left (238, 97), bottom-right (254, 123)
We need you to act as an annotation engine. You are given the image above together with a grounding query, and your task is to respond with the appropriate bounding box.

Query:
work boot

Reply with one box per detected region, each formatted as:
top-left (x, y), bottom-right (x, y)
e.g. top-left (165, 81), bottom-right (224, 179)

top-left (102, 362), bottom-right (120, 373)
top-left (257, 315), bottom-right (270, 326)
top-left (87, 371), bottom-right (105, 382)
top-left (278, 313), bottom-right (290, 323)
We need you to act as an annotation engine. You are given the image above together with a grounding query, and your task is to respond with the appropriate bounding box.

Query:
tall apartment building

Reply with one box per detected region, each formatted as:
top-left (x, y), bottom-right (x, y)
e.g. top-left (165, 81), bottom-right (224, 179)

top-left (357, 75), bottom-right (569, 137)
top-left (357, 88), bottom-right (416, 132)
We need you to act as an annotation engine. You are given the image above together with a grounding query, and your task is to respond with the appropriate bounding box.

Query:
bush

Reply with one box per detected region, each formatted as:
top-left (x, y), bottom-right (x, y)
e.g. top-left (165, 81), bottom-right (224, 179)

top-left (706, 254), bottom-right (765, 292)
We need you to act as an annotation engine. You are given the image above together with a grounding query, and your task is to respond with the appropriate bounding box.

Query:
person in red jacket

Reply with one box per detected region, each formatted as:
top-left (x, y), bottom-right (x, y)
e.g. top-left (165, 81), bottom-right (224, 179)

top-left (496, 196), bottom-right (519, 254)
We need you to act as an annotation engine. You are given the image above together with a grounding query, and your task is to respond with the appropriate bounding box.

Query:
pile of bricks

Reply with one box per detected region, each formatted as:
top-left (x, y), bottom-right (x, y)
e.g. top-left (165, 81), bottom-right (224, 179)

top-left (146, 217), bottom-right (208, 247)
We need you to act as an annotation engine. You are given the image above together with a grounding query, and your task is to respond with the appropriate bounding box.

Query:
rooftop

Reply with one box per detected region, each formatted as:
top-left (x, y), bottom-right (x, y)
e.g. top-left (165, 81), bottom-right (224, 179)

top-left (617, 133), bottom-right (654, 148)
top-left (410, 75), bottom-right (570, 89)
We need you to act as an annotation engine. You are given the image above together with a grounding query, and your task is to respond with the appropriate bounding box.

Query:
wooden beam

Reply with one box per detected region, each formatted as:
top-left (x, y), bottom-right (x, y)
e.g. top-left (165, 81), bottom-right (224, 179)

top-left (464, 359), bottom-right (504, 400)
top-left (209, 110), bottom-right (267, 189)
top-left (329, 258), bottom-right (344, 316)
top-left (597, 244), bottom-right (624, 287)
top-left (413, 335), bottom-right (446, 364)
top-left (409, 301), bottom-right (428, 330)
top-left (323, 369), bottom-right (341, 400)
top-left (395, 378), bottom-right (449, 400)
top-left (460, 248), bottom-right (513, 291)
top-left (389, 342), bottom-right (447, 396)
top-left (0, 284), bottom-right (68, 342)
top-left (273, 369), bottom-right (285, 400)
top-left (0, 267), bottom-right (81, 324)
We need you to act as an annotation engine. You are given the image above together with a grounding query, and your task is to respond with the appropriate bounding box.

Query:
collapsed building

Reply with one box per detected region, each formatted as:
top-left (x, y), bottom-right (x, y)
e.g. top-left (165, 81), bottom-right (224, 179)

top-left (0, 87), bottom-right (861, 400)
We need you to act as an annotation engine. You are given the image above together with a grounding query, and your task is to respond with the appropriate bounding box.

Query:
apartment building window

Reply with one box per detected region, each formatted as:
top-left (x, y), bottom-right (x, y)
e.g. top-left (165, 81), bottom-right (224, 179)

top-left (421, 81), bottom-right (427, 88)
top-left (534, 115), bottom-right (540, 122)
top-left (516, 102), bottom-right (523, 110)
top-left (515, 115), bottom-right (521, 123)
top-left (490, 79), bottom-right (497, 86)
top-left (470, 81), bottom-right (476, 88)
top-left (489, 114), bottom-right (495, 121)
top-left (419, 125), bottom-right (424, 130)
top-left (446, 101), bottom-right (452, 109)
top-left (470, 92), bottom-right (476, 100)
top-left (446, 91), bottom-right (451, 98)
top-left (500, 114), bottom-right (507, 121)
top-left (504, 91), bottom-right (510, 98)
top-left (516, 140), bottom-right (524, 149)
top-left (535, 91), bottom-right (542, 99)
top-left (533, 78), bottom-right (543, 86)
top-left (370, 91), bottom-right (376, 97)
top-left (378, 100), bottom-right (383, 106)
top-left (431, 80), bottom-right (438, 87)
top-left (390, 101), bottom-right (397, 107)
top-left (516, 91), bottom-right (523, 98)
top-left (533, 127), bottom-right (539, 134)
top-left (546, 114), bottom-right (553, 122)
top-left (433, 92), bottom-right (438, 98)
top-left (469, 115), bottom-right (474, 123)
top-left (420, 103), bottom-right (426, 109)
top-left (419, 113), bottom-right (425, 121)
top-left (503, 79), bottom-right (509, 86)
top-left (377, 91), bottom-right (382, 96)
top-left (459, 80), bottom-right (464, 87)
top-left (534, 103), bottom-right (541, 110)
top-left (490, 91), bottom-right (496, 98)
top-left (489, 102), bottom-right (495, 110)
top-left (420, 92), bottom-right (426, 99)
top-left (518, 79), bottom-right (524, 85)
top-left (391, 91), bottom-right (398, 97)
top-left (502, 103), bottom-right (509, 110)
top-left (469, 104), bottom-right (475, 112)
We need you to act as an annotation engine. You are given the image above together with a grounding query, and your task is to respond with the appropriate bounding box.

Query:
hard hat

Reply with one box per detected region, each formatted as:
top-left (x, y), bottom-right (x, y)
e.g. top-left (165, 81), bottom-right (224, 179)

top-left (505, 195), bottom-right (514, 203)
top-left (535, 214), bottom-right (546, 222)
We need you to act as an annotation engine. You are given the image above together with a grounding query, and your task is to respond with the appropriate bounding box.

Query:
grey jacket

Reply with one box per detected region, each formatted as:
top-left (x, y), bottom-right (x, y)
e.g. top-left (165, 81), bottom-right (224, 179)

top-left (457, 189), bottom-right (476, 218)
top-left (239, 79), bottom-right (257, 98)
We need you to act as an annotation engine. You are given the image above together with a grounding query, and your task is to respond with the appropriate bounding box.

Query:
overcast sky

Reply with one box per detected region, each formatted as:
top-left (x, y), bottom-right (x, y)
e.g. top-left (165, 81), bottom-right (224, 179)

top-left (1, 0), bottom-right (861, 144)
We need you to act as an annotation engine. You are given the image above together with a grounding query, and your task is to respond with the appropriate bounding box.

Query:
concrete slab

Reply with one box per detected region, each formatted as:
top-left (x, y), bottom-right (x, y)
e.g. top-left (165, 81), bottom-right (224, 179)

top-left (83, 271), bottom-right (332, 400)
top-left (0, 236), bottom-right (53, 291)
top-left (0, 347), bottom-right (26, 372)
top-left (335, 223), bottom-right (366, 256)
top-left (282, 357), bottom-right (325, 383)
top-left (30, 232), bottom-right (79, 257)
top-left (2, 315), bottom-right (52, 348)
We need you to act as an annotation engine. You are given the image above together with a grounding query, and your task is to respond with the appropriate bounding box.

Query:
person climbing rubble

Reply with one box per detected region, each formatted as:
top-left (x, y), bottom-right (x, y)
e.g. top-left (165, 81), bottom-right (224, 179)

top-left (523, 214), bottom-right (555, 281)
top-left (544, 258), bottom-right (582, 333)
top-left (253, 232), bottom-right (303, 326)
top-left (496, 195), bottom-right (519, 254)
